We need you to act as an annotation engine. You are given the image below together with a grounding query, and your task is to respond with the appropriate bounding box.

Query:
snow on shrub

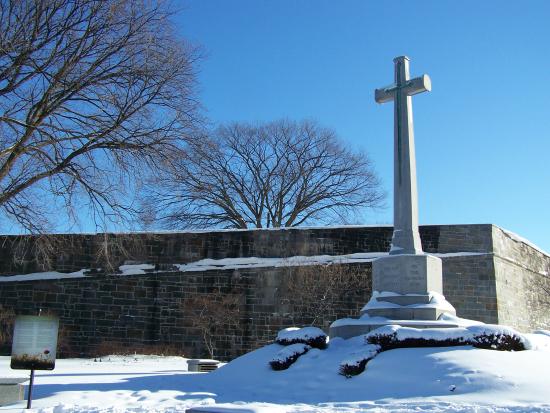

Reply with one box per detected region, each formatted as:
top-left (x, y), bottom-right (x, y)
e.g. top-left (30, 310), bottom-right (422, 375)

top-left (366, 325), bottom-right (471, 351)
top-left (339, 345), bottom-right (380, 378)
top-left (468, 324), bottom-right (527, 351)
top-left (275, 327), bottom-right (328, 349)
top-left (365, 324), bottom-right (527, 352)
top-left (269, 343), bottom-right (311, 371)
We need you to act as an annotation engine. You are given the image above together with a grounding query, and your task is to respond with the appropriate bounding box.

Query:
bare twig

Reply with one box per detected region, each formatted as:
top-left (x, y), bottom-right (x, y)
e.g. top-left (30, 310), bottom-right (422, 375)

top-left (0, 0), bottom-right (201, 233)
top-left (146, 119), bottom-right (384, 229)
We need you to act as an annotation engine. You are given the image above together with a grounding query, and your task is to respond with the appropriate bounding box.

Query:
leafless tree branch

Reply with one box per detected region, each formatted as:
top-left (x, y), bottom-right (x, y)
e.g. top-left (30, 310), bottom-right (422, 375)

top-left (145, 119), bottom-right (384, 229)
top-left (0, 0), bottom-right (201, 233)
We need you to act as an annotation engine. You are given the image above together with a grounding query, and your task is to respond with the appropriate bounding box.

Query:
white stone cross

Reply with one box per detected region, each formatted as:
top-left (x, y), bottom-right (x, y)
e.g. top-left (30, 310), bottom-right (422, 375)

top-left (375, 56), bottom-right (431, 255)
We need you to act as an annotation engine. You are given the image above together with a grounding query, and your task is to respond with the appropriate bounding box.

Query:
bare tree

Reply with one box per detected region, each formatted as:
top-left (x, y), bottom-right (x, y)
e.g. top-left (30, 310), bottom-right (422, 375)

top-left (0, 0), bottom-right (200, 233)
top-left (148, 119), bottom-right (384, 229)
top-left (281, 263), bottom-right (370, 328)
top-left (181, 292), bottom-right (242, 359)
top-left (0, 304), bottom-right (15, 351)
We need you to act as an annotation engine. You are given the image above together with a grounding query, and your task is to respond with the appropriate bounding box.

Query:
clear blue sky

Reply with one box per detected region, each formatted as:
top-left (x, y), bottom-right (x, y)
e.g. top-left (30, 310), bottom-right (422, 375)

top-left (174, 0), bottom-right (550, 253)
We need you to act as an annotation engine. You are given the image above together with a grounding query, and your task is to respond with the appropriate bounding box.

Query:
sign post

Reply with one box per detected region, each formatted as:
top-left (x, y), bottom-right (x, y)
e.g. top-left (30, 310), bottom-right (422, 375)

top-left (10, 315), bottom-right (59, 409)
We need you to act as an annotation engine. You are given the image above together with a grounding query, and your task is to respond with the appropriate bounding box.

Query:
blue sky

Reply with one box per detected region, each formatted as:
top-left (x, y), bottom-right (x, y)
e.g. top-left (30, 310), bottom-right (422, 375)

top-left (174, 0), bottom-right (550, 252)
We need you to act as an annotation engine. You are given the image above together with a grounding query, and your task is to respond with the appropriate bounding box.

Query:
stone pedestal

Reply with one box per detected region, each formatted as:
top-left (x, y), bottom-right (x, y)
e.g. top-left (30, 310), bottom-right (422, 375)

top-left (329, 254), bottom-right (457, 339)
top-left (372, 254), bottom-right (442, 295)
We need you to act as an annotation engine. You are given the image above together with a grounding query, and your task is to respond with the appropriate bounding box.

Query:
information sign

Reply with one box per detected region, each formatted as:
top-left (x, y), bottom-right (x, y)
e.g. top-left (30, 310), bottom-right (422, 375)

top-left (10, 315), bottom-right (59, 370)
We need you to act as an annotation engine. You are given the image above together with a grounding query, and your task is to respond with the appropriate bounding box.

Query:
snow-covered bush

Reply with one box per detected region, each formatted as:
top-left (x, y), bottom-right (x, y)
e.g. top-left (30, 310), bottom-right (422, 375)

top-left (269, 343), bottom-right (311, 371)
top-left (275, 327), bottom-right (328, 349)
top-left (365, 324), bottom-right (527, 352)
top-left (469, 325), bottom-right (527, 351)
top-left (339, 345), bottom-right (380, 378)
top-left (366, 325), bottom-right (470, 351)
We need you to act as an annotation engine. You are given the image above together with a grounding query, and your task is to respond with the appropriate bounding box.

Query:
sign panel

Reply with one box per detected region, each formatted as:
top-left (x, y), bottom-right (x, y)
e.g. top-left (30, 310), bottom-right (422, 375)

top-left (10, 315), bottom-right (59, 370)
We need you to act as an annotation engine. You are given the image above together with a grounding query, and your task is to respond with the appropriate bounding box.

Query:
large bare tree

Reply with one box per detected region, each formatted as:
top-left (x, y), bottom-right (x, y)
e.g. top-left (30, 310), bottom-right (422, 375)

top-left (0, 0), bottom-right (200, 232)
top-left (147, 119), bottom-right (384, 229)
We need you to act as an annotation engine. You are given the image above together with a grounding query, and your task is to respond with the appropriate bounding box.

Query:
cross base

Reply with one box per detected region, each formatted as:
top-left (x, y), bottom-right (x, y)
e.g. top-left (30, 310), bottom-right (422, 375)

top-left (329, 318), bottom-right (459, 340)
top-left (330, 252), bottom-right (457, 340)
top-left (372, 254), bottom-right (443, 295)
top-left (330, 292), bottom-right (457, 339)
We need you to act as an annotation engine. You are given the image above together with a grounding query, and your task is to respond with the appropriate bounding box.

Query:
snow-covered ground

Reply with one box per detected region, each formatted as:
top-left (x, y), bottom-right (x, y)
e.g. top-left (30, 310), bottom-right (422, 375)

top-left (1, 331), bottom-right (550, 413)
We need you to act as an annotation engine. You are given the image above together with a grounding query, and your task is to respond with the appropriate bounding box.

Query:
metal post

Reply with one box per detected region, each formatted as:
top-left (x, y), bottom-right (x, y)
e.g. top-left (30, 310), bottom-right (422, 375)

top-left (26, 368), bottom-right (35, 409)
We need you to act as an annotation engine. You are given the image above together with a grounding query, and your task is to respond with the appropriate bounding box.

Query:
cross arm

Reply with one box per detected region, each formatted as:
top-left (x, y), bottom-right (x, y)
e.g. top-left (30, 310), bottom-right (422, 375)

top-left (374, 74), bottom-right (432, 104)
top-left (374, 83), bottom-right (396, 104)
top-left (402, 74), bottom-right (431, 96)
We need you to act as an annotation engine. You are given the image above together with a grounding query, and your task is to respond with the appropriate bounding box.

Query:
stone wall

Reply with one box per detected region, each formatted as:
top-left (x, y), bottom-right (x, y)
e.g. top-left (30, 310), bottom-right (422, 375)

top-left (0, 224), bottom-right (493, 276)
top-left (0, 224), bottom-right (548, 360)
top-left (441, 254), bottom-right (498, 323)
top-left (491, 226), bottom-right (550, 332)
top-left (0, 264), bottom-right (372, 360)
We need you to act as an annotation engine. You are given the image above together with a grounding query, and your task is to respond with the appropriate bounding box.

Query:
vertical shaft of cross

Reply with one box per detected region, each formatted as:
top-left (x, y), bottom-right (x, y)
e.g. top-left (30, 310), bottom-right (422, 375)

top-left (390, 56), bottom-right (423, 255)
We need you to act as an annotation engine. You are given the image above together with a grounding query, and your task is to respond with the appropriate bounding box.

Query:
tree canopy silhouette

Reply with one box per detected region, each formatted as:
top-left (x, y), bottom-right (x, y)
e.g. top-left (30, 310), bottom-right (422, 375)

top-left (145, 119), bottom-right (384, 229)
top-left (0, 0), bottom-right (200, 232)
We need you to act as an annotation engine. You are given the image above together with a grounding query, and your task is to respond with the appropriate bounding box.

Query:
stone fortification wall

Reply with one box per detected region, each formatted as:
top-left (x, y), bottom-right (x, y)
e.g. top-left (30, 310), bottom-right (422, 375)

top-left (0, 224), bottom-right (548, 359)
top-left (491, 226), bottom-right (550, 332)
top-left (0, 264), bottom-right (372, 360)
top-left (0, 224), bottom-right (493, 276)
top-left (441, 254), bottom-right (498, 324)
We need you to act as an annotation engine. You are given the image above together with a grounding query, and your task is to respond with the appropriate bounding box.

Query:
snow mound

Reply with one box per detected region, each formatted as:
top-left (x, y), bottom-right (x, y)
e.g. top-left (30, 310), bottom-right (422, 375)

top-left (206, 331), bottom-right (550, 407)
top-left (3, 330), bottom-right (550, 412)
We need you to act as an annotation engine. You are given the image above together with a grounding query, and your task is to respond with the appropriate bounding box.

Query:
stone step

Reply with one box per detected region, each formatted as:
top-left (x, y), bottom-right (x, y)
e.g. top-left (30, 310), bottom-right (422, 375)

top-left (0, 377), bottom-right (27, 407)
top-left (187, 408), bottom-right (250, 413)
top-left (187, 359), bottom-right (220, 372)
top-left (329, 320), bottom-right (459, 340)
top-left (375, 294), bottom-right (431, 306)
top-left (363, 306), bottom-right (455, 321)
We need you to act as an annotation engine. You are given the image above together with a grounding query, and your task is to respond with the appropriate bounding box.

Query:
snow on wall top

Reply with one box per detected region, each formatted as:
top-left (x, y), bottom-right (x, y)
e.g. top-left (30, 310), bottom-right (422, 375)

top-left (0, 251), bottom-right (489, 283)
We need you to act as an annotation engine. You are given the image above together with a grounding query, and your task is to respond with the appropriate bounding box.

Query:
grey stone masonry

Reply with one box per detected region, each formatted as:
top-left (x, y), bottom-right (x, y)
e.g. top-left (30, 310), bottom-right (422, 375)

top-left (371, 254), bottom-right (442, 294)
top-left (0, 224), bottom-right (548, 360)
top-left (0, 225), bottom-right (493, 276)
top-left (0, 377), bottom-right (26, 406)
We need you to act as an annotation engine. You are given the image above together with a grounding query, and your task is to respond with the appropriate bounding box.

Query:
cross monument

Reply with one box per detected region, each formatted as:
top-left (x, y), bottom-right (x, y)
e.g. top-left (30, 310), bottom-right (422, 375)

top-left (330, 56), bottom-right (457, 339)
top-left (375, 55), bottom-right (430, 256)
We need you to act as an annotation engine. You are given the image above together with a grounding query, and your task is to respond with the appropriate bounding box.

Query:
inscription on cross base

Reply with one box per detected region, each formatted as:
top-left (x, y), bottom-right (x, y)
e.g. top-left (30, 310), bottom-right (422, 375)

top-left (375, 56), bottom-right (431, 255)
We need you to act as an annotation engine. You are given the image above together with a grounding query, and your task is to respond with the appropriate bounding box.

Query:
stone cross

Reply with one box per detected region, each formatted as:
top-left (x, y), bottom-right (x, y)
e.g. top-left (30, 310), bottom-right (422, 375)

top-left (375, 56), bottom-right (431, 255)
top-left (328, 56), bottom-right (454, 339)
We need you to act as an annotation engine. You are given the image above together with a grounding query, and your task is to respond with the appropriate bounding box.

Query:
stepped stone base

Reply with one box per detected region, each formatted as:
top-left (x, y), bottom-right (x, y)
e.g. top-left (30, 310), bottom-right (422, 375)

top-left (363, 306), bottom-right (451, 320)
top-left (329, 318), bottom-right (459, 340)
top-left (374, 294), bottom-right (431, 306)
top-left (360, 292), bottom-right (456, 321)
top-left (336, 252), bottom-right (457, 335)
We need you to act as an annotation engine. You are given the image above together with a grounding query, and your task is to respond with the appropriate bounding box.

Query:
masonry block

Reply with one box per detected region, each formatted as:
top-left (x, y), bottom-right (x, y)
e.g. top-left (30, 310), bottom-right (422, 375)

top-left (372, 254), bottom-right (443, 295)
